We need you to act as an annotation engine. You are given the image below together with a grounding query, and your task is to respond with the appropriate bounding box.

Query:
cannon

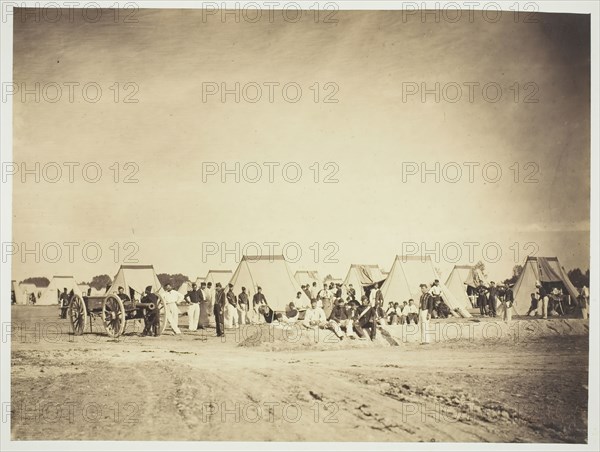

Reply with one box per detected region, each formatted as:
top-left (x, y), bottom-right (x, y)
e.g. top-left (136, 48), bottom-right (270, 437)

top-left (67, 264), bottom-right (168, 338)
top-left (68, 292), bottom-right (167, 338)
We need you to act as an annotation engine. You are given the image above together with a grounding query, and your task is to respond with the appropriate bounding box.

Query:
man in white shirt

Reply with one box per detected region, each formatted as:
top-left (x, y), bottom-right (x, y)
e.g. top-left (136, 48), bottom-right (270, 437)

top-left (163, 283), bottom-right (183, 335)
top-left (406, 299), bottom-right (418, 324)
top-left (303, 299), bottom-right (344, 339)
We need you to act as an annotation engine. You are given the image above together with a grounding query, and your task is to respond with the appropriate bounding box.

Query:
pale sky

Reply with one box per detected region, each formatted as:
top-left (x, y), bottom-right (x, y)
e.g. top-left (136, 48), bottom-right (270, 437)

top-left (11, 9), bottom-right (590, 284)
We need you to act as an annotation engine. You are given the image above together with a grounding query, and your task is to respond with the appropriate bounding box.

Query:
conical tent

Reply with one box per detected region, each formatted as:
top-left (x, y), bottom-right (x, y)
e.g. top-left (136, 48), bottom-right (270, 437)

top-left (205, 270), bottom-right (232, 287)
top-left (512, 256), bottom-right (580, 315)
top-left (107, 265), bottom-right (164, 298)
top-left (78, 284), bottom-right (91, 295)
top-left (445, 265), bottom-right (488, 311)
top-left (381, 256), bottom-right (471, 318)
top-left (342, 264), bottom-right (387, 298)
top-left (38, 276), bottom-right (83, 305)
top-left (229, 255), bottom-right (310, 312)
top-left (294, 271), bottom-right (322, 287)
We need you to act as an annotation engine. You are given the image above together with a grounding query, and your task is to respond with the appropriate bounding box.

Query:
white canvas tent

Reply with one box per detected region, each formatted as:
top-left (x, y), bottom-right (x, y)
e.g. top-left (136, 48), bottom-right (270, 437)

top-left (381, 256), bottom-right (471, 318)
top-left (12, 280), bottom-right (28, 305)
top-left (205, 270), bottom-right (232, 287)
top-left (106, 264), bottom-right (164, 299)
top-left (78, 284), bottom-right (91, 295)
top-left (342, 264), bottom-right (387, 298)
top-left (17, 283), bottom-right (44, 304)
top-left (229, 255), bottom-right (310, 312)
top-left (294, 271), bottom-right (322, 287)
top-left (445, 265), bottom-right (488, 311)
top-left (38, 276), bottom-right (83, 305)
top-left (195, 277), bottom-right (205, 286)
top-left (512, 256), bottom-right (580, 316)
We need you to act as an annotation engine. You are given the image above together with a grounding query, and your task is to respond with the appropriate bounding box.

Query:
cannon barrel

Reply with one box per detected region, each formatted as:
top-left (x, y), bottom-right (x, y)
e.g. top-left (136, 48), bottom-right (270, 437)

top-left (135, 302), bottom-right (156, 310)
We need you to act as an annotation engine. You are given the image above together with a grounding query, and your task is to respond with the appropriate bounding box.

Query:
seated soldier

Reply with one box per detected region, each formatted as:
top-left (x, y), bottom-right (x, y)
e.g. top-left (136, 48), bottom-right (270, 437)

top-left (303, 299), bottom-right (344, 339)
top-left (386, 302), bottom-right (399, 325)
top-left (285, 302), bottom-right (299, 323)
top-left (329, 298), bottom-right (354, 337)
top-left (356, 295), bottom-right (377, 340)
top-left (117, 286), bottom-right (131, 302)
top-left (406, 299), bottom-right (418, 324)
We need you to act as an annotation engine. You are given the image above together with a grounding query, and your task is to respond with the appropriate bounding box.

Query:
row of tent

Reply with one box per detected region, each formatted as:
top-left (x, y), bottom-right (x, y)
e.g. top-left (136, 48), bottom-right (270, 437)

top-left (13, 255), bottom-right (581, 318)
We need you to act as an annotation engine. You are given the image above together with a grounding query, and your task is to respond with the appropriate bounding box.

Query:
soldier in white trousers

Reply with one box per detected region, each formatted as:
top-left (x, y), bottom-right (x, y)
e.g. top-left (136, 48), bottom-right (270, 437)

top-left (163, 283), bottom-right (183, 335)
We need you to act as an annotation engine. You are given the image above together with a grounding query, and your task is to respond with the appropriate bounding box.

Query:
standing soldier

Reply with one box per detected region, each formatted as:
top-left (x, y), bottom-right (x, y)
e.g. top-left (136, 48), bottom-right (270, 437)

top-left (163, 283), bottom-right (183, 335)
top-left (488, 281), bottom-right (498, 317)
top-left (214, 283), bottom-right (226, 337)
top-left (238, 286), bottom-right (250, 325)
top-left (59, 288), bottom-right (70, 319)
top-left (419, 284), bottom-right (434, 344)
top-left (185, 282), bottom-right (202, 331)
top-left (141, 286), bottom-right (159, 337)
top-left (502, 284), bottom-right (514, 322)
top-left (198, 282), bottom-right (208, 329)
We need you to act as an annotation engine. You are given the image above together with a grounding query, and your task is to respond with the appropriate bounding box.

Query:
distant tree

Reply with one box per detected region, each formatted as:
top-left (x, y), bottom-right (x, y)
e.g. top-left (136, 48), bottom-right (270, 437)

top-left (88, 274), bottom-right (112, 290)
top-left (20, 277), bottom-right (50, 287)
top-left (503, 264), bottom-right (524, 285)
top-left (567, 268), bottom-right (589, 288)
top-left (157, 273), bottom-right (189, 290)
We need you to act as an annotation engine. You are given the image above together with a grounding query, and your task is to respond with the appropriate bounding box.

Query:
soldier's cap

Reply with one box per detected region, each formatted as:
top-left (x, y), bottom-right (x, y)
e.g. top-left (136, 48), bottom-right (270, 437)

top-left (192, 283), bottom-right (197, 287)
top-left (419, 283), bottom-right (428, 288)
top-left (241, 286), bottom-right (246, 291)
top-left (216, 283), bottom-right (222, 288)
top-left (118, 286), bottom-right (124, 290)
top-left (297, 291), bottom-right (302, 296)
top-left (434, 279), bottom-right (439, 283)
top-left (257, 286), bottom-right (262, 290)
top-left (228, 283), bottom-right (233, 288)
top-left (145, 285), bottom-right (152, 292)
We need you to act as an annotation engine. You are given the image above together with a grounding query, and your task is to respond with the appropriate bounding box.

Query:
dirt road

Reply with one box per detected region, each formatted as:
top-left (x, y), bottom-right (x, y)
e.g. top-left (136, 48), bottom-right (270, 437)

top-left (10, 306), bottom-right (588, 442)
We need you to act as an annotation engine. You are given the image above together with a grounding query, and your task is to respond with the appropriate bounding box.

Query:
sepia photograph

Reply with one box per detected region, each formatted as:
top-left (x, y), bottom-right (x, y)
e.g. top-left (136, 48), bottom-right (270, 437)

top-left (0, 1), bottom-right (598, 450)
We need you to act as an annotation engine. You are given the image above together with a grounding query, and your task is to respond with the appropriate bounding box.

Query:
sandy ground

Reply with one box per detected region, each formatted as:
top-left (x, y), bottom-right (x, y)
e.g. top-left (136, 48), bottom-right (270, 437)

top-left (10, 306), bottom-right (588, 443)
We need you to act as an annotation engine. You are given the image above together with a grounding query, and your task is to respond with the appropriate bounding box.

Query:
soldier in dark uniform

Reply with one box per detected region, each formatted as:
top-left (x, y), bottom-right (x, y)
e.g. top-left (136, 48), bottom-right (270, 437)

top-left (59, 288), bottom-right (70, 319)
top-left (117, 286), bottom-right (131, 302)
top-left (141, 285), bottom-right (159, 336)
top-left (487, 281), bottom-right (498, 317)
top-left (357, 295), bottom-right (377, 340)
top-left (214, 283), bottom-right (226, 337)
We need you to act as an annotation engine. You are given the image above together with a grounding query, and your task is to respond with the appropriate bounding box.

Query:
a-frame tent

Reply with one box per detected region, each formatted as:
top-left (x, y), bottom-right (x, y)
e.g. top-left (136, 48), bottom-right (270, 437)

top-left (381, 256), bottom-right (471, 318)
top-left (342, 264), bottom-right (387, 298)
top-left (294, 270), bottom-right (322, 287)
top-left (229, 255), bottom-right (310, 312)
top-left (12, 280), bottom-right (28, 305)
top-left (19, 283), bottom-right (44, 303)
top-left (512, 256), bottom-right (580, 316)
top-left (178, 280), bottom-right (194, 294)
top-left (38, 276), bottom-right (83, 305)
top-left (205, 270), bottom-right (233, 287)
top-left (445, 265), bottom-right (488, 311)
top-left (107, 264), bottom-right (164, 299)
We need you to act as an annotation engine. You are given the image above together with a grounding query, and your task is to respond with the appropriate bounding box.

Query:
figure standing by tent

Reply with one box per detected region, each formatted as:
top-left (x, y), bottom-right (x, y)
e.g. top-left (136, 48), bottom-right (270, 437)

top-left (536, 281), bottom-right (549, 319)
top-left (185, 282), bottom-right (202, 331)
top-left (579, 285), bottom-right (589, 319)
top-left (163, 283), bottom-right (183, 335)
top-left (419, 284), bottom-right (434, 344)
top-left (477, 286), bottom-right (488, 317)
top-left (501, 284), bottom-right (514, 322)
top-left (487, 281), bottom-right (497, 317)
top-left (225, 283), bottom-right (239, 329)
top-left (59, 288), bottom-right (70, 319)
top-left (198, 282), bottom-right (209, 329)
top-left (205, 282), bottom-right (215, 327)
top-left (214, 283), bottom-right (226, 337)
